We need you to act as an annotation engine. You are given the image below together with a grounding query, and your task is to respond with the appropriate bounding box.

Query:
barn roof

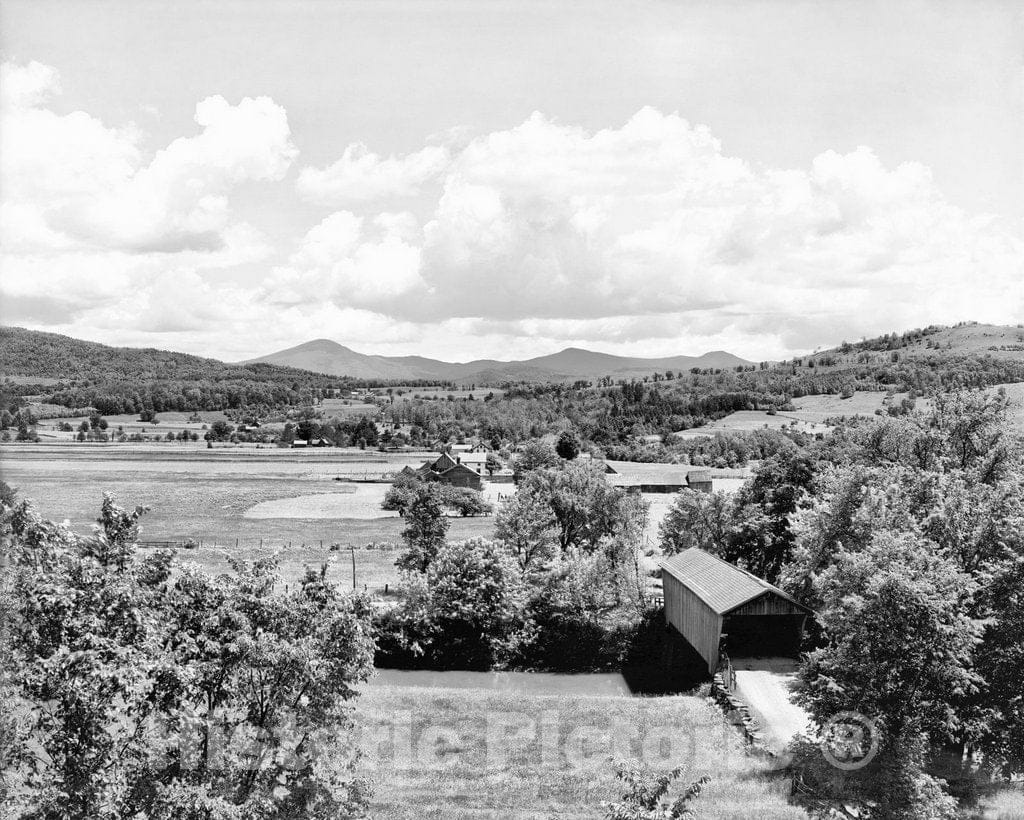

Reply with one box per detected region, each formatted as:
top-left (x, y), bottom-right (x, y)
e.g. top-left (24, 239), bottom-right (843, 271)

top-left (456, 452), bottom-right (487, 464)
top-left (659, 548), bottom-right (811, 615)
top-left (604, 460), bottom-right (717, 488)
top-left (436, 464), bottom-right (481, 479)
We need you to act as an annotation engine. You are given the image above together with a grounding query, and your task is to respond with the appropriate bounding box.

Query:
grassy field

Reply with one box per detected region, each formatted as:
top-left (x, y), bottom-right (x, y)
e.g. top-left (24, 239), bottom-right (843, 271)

top-left (675, 384), bottom-right (1024, 440)
top-left (1, 443), bottom-right (690, 592)
top-left (973, 788), bottom-right (1024, 819)
top-left (353, 684), bottom-right (807, 819)
top-left (33, 410), bottom-right (232, 436)
top-left (0, 444), bottom-right (494, 591)
top-left (674, 409), bottom-right (832, 439)
top-left (994, 382), bottom-right (1024, 431)
top-left (674, 391), bottom-right (898, 439)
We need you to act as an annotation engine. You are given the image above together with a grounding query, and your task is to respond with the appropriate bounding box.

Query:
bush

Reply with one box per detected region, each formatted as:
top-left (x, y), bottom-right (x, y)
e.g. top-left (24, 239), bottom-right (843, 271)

top-left (441, 486), bottom-right (493, 517)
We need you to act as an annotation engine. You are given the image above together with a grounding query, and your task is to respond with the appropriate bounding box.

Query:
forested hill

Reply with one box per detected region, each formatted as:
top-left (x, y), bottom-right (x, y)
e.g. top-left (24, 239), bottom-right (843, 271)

top-left (762, 322), bottom-right (1024, 394)
top-left (4, 321), bottom-right (1024, 420)
top-left (0, 326), bottom-right (355, 415)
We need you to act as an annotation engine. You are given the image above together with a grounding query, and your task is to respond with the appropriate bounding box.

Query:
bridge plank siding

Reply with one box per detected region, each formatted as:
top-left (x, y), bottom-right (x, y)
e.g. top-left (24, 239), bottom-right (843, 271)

top-left (664, 572), bottom-right (724, 674)
top-left (660, 549), bottom-right (813, 676)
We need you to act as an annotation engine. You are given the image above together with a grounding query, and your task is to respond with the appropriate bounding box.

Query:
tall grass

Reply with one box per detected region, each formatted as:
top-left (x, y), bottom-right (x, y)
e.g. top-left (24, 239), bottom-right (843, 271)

top-left (354, 684), bottom-right (808, 819)
top-left (973, 788), bottom-right (1024, 820)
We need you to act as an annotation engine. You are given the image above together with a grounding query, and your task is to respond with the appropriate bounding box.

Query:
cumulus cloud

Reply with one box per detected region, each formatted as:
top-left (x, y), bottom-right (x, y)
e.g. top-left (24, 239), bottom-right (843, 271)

top-left (0, 59), bottom-right (300, 351)
top-left (275, 107), bottom-right (1023, 352)
top-left (296, 143), bottom-right (450, 203)
top-left (2, 65), bottom-right (1021, 362)
top-left (263, 210), bottom-right (425, 309)
top-left (0, 60), bottom-right (296, 256)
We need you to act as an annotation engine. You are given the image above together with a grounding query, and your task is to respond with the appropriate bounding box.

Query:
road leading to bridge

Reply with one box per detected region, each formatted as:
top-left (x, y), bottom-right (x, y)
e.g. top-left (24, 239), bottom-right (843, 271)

top-left (732, 657), bottom-right (812, 753)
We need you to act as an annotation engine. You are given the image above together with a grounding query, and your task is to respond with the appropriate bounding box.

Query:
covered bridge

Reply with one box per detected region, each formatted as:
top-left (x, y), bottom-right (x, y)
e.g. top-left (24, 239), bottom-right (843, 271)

top-left (660, 548), bottom-right (812, 674)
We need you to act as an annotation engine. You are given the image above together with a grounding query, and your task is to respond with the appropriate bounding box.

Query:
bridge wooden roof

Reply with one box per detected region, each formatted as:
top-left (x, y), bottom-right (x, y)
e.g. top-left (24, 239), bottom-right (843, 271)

top-left (660, 548), bottom-right (811, 616)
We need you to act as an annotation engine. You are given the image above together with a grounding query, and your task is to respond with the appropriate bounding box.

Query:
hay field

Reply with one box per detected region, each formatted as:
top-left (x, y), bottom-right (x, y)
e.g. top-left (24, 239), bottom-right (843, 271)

top-left (0, 445), bottom-right (495, 590)
top-left (674, 392), bottom-right (895, 439)
top-left (674, 410), bottom-right (830, 440)
top-left (353, 684), bottom-right (807, 819)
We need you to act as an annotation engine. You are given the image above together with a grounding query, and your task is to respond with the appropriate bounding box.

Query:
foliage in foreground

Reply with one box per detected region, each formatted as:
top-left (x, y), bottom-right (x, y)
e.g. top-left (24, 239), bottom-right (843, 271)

top-left (379, 460), bottom-right (652, 672)
top-left (602, 763), bottom-right (710, 820)
top-left (0, 493), bottom-right (376, 820)
top-left (776, 391), bottom-right (1024, 817)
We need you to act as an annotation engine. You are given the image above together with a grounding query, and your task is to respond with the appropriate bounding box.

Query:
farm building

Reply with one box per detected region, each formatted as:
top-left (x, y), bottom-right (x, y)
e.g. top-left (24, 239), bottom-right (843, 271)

top-left (290, 438), bottom-right (331, 448)
top-left (604, 460), bottom-right (713, 493)
top-left (660, 548), bottom-right (812, 674)
top-left (412, 451), bottom-right (484, 490)
top-left (453, 451), bottom-right (488, 476)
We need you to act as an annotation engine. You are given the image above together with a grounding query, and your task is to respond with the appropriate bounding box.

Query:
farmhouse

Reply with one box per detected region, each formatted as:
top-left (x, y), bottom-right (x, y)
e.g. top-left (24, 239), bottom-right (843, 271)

top-left (660, 548), bottom-right (812, 674)
top-left (604, 460), bottom-right (713, 493)
top-left (412, 450), bottom-right (484, 490)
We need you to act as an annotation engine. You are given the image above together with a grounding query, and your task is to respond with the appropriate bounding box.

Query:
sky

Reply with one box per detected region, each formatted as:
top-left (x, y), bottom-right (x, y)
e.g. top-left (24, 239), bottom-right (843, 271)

top-left (1, 0), bottom-right (1022, 363)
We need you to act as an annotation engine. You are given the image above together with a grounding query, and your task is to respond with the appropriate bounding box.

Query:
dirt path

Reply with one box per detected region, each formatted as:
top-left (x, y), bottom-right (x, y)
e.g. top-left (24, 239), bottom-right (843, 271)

top-left (732, 657), bottom-right (812, 753)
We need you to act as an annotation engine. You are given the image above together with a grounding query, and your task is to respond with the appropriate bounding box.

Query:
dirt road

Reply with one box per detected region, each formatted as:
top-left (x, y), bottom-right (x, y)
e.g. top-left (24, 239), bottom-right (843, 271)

top-left (732, 657), bottom-right (812, 753)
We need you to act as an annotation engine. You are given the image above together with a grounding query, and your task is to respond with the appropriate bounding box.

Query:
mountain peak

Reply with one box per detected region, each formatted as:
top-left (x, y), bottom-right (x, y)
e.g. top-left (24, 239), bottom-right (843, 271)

top-left (244, 339), bottom-right (753, 382)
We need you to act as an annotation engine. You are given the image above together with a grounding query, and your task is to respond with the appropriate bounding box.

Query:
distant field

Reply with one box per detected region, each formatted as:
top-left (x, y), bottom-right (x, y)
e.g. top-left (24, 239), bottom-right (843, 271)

top-left (674, 410), bottom-right (831, 439)
top-left (673, 384), bottom-right (1024, 440)
top-left (353, 684), bottom-right (806, 819)
top-left (0, 442), bottom-right (754, 590)
top-left (1, 375), bottom-right (63, 386)
top-left (319, 398), bottom-right (381, 417)
top-left (33, 410), bottom-right (232, 436)
top-left (394, 387), bottom-right (506, 400)
top-left (994, 382), bottom-right (1024, 431)
top-left (0, 445), bottom-right (494, 592)
top-left (675, 391), bottom-right (897, 439)
top-left (788, 391), bottom-right (893, 422)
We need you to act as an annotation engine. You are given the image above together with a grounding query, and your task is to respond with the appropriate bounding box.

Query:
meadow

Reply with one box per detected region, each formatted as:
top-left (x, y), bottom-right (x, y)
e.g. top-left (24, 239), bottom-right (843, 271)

top-left (1, 443), bottom-right (685, 590)
top-left (353, 683), bottom-right (807, 819)
top-left (673, 390), bottom-right (906, 439)
top-left (674, 385), bottom-right (1024, 441)
top-left (0, 444), bottom-right (495, 590)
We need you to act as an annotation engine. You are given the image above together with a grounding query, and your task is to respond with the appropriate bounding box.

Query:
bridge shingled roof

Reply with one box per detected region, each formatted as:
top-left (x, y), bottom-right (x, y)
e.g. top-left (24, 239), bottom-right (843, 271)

top-left (659, 548), bottom-right (811, 615)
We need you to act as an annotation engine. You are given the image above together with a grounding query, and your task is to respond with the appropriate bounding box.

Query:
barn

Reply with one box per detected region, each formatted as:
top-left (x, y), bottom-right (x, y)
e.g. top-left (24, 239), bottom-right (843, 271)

top-left (604, 461), bottom-right (713, 494)
top-left (660, 548), bottom-right (811, 674)
top-left (414, 451), bottom-right (485, 490)
top-left (430, 463), bottom-right (483, 490)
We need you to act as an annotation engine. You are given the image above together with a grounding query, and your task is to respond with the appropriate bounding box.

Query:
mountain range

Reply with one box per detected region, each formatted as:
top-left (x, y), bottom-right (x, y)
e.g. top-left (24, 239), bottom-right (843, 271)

top-left (243, 339), bottom-right (752, 383)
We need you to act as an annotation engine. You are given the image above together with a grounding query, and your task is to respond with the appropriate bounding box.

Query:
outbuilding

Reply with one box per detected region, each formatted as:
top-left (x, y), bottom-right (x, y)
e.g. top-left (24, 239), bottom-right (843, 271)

top-left (660, 548), bottom-right (811, 674)
top-left (604, 460), bottom-right (714, 494)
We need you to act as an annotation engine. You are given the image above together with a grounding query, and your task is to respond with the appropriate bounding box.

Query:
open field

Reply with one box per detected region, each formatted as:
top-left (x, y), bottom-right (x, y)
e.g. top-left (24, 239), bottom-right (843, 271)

top-left (318, 398), bottom-right (382, 417)
top-left (995, 382), bottom-right (1024, 431)
top-left (0, 445), bottom-right (495, 590)
top-left (353, 683), bottom-right (807, 819)
top-left (0, 443), bottom-right (748, 588)
top-left (675, 384), bottom-right (1024, 440)
top-left (33, 410), bottom-right (232, 431)
top-left (674, 391), bottom-right (895, 439)
top-left (674, 409), bottom-right (832, 439)
top-left (392, 387), bottom-right (507, 400)
top-left (789, 391), bottom-right (894, 422)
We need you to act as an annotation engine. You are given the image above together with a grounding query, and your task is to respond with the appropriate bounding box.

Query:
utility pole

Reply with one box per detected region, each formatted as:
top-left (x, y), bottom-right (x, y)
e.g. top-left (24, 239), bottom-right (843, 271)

top-left (350, 544), bottom-right (356, 591)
